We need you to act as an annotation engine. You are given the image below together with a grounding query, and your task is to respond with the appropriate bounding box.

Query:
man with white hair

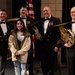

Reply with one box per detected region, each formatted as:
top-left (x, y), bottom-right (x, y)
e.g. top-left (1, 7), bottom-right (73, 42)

top-left (37, 6), bottom-right (61, 75)
top-left (64, 6), bottom-right (75, 75)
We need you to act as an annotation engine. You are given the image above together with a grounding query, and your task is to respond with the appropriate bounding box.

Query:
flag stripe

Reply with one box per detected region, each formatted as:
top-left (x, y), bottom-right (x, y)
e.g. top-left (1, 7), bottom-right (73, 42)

top-left (29, 4), bottom-right (33, 7)
top-left (29, 10), bottom-right (34, 14)
top-left (26, 0), bottom-right (35, 54)
top-left (28, 0), bottom-right (34, 18)
top-left (29, 7), bottom-right (33, 10)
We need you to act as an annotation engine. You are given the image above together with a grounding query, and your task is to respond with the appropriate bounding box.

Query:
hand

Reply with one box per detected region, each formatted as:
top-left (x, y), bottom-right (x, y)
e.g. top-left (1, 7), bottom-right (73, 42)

top-left (54, 47), bottom-right (59, 52)
top-left (15, 51), bottom-right (20, 55)
top-left (64, 43), bottom-right (71, 47)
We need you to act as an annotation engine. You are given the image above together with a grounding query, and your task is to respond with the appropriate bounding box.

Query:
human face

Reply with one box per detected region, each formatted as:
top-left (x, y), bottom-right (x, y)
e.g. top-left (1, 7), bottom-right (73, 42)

top-left (0, 11), bottom-right (7, 21)
top-left (17, 21), bottom-right (23, 31)
top-left (43, 6), bottom-right (51, 18)
top-left (20, 7), bottom-right (28, 17)
top-left (71, 7), bottom-right (75, 20)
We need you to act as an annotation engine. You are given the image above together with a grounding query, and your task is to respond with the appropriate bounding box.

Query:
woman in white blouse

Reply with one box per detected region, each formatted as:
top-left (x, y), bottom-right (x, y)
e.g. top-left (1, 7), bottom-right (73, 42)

top-left (8, 19), bottom-right (31, 75)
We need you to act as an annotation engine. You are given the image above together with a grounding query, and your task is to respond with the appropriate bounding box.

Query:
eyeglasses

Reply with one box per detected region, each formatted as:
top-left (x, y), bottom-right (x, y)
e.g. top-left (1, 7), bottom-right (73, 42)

top-left (71, 11), bottom-right (75, 13)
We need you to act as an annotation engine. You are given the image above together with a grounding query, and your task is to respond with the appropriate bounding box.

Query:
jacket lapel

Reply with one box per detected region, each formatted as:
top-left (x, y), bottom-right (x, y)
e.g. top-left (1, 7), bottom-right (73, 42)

top-left (12, 31), bottom-right (30, 50)
top-left (46, 18), bottom-right (53, 34)
top-left (0, 25), bottom-right (4, 36)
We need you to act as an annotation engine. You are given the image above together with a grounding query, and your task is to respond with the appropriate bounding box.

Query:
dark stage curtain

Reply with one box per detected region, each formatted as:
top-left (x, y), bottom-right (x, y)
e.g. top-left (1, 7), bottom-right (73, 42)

top-left (61, 0), bottom-right (75, 65)
top-left (12, 0), bottom-right (41, 21)
top-left (62, 0), bottom-right (75, 23)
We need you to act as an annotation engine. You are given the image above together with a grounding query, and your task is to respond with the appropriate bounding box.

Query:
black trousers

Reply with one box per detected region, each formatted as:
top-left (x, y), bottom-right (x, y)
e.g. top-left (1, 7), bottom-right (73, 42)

top-left (0, 56), bottom-right (6, 75)
top-left (27, 48), bottom-right (33, 75)
top-left (61, 46), bottom-right (66, 64)
top-left (66, 47), bottom-right (75, 75)
top-left (40, 52), bottom-right (57, 75)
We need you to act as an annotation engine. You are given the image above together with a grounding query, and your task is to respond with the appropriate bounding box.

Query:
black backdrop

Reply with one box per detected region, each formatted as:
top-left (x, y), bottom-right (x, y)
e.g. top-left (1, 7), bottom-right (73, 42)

top-left (62, 0), bottom-right (75, 23)
top-left (12, 0), bottom-right (41, 21)
top-left (12, 0), bottom-right (75, 23)
top-left (61, 0), bottom-right (75, 64)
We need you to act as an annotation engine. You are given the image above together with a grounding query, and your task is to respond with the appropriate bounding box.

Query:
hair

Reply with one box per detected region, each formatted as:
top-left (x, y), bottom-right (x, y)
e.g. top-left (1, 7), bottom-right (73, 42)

top-left (14, 19), bottom-right (26, 32)
top-left (20, 6), bottom-right (28, 10)
top-left (0, 9), bottom-right (7, 13)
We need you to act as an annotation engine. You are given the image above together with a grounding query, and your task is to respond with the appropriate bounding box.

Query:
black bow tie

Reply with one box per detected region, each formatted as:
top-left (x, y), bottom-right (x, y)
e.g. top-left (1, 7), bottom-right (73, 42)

top-left (72, 22), bottom-right (75, 23)
top-left (20, 17), bottom-right (26, 19)
top-left (0, 22), bottom-right (6, 24)
top-left (44, 18), bottom-right (50, 21)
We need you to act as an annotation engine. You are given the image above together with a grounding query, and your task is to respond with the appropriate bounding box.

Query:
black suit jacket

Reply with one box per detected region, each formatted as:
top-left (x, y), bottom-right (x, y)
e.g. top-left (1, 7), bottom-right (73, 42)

top-left (65, 21), bottom-right (72, 29)
top-left (20, 16), bottom-right (34, 35)
top-left (38, 16), bottom-right (61, 69)
top-left (39, 16), bottom-right (61, 48)
top-left (0, 21), bottom-right (13, 61)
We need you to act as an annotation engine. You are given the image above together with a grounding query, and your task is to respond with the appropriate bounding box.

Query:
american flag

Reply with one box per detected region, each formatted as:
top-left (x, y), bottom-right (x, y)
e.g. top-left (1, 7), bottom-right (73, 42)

top-left (26, 0), bottom-right (35, 57)
top-left (26, 0), bottom-right (34, 18)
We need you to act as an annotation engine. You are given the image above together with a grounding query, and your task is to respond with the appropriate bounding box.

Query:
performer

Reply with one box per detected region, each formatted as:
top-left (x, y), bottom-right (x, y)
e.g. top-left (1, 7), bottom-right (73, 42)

top-left (63, 6), bottom-right (75, 75)
top-left (19, 6), bottom-right (35, 75)
top-left (0, 9), bottom-right (13, 75)
top-left (37, 6), bottom-right (61, 75)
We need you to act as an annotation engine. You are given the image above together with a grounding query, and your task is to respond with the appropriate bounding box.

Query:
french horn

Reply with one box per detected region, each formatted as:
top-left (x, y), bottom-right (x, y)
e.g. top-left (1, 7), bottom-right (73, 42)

top-left (54, 23), bottom-right (75, 47)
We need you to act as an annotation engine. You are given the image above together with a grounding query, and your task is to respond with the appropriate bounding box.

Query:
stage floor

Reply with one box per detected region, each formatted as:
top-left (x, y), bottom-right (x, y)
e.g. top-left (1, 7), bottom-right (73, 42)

top-left (5, 60), bottom-right (68, 75)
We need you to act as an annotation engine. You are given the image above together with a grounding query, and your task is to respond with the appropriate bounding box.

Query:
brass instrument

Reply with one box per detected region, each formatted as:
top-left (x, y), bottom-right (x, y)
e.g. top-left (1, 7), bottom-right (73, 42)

top-left (7, 18), bottom-right (75, 46)
top-left (33, 26), bottom-right (41, 40)
top-left (7, 18), bottom-right (41, 40)
top-left (7, 18), bottom-right (19, 21)
top-left (54, 23), bottom-right (75, 47)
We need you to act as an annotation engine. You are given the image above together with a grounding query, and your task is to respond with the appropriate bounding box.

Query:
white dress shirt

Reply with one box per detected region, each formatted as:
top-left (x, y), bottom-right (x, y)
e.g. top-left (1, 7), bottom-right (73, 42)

top-left (44, 16), bottom-right (51, 34)
top-left (23, 19), bottom-right (27, 28)
top-left (44, 20), bottom-right (49, 34)
top-left (72, 23), bottom-right (75, 35)
top-left (20, 16), bottom-right (27, 29)
top-left (0, 23), bottom-right (7, 35)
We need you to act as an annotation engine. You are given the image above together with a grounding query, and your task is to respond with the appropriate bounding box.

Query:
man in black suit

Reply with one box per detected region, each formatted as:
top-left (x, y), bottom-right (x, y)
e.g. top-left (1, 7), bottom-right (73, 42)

top-left (0, 9), bottom-right (13, 75)
top-left (37, 6), bottom-right (61, 75)
top-left (64, 6), bottom-right (75, 75)
top-left (19, 6), bottom-right (34, 75)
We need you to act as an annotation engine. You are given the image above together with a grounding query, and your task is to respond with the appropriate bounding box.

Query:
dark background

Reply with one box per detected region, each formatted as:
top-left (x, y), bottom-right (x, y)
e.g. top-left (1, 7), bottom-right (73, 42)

top-left (12, 0), bottom-right (41, 21)
top-left (12, 0), bottom-right (75, 22)
top-left (62, 0), bottom-right (75, 23)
